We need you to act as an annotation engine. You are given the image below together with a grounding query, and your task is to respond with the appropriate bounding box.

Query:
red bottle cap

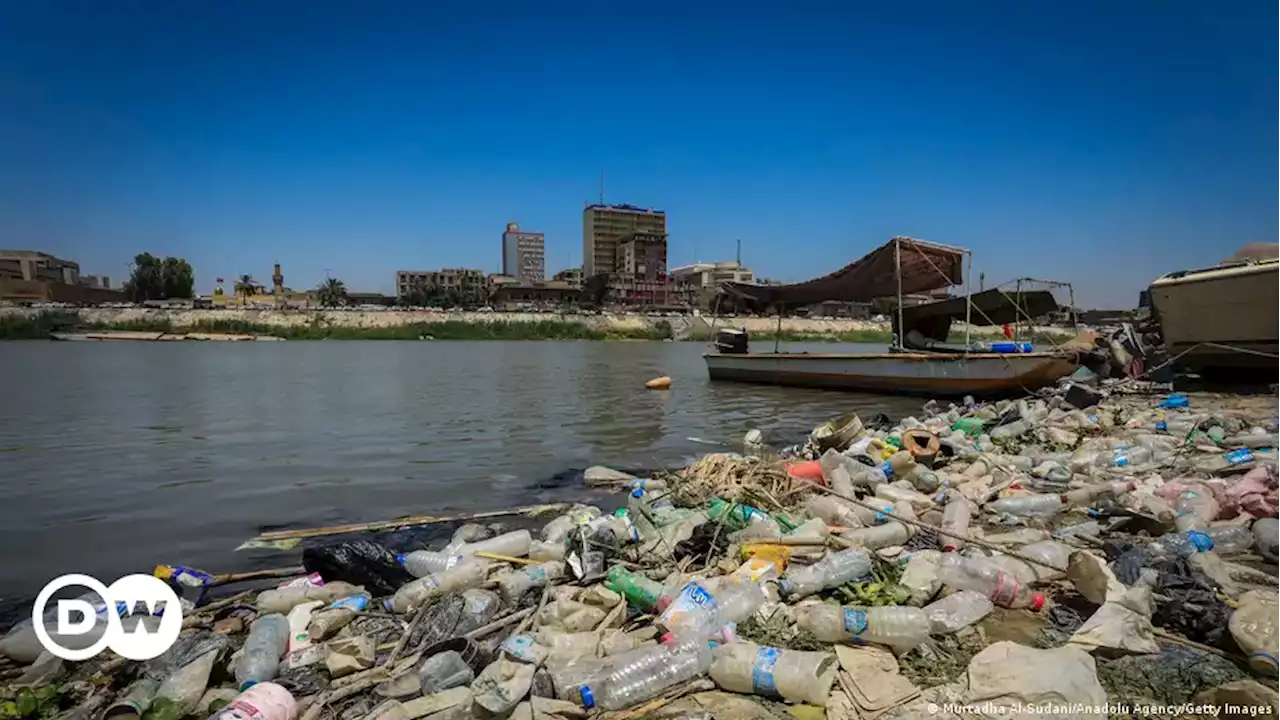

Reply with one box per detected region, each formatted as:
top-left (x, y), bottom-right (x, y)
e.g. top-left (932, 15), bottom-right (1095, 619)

top-left (1030, 593), bottom-right (1046, 611)
top-left (660, 632), bottom-right (675, 645)
top-left (942, 543), bottom-right (958, 552)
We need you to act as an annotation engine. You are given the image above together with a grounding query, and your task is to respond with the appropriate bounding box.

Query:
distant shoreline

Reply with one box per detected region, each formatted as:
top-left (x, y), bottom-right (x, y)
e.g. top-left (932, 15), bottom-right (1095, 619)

top-left (0, 308), bottom-right (1069, 343)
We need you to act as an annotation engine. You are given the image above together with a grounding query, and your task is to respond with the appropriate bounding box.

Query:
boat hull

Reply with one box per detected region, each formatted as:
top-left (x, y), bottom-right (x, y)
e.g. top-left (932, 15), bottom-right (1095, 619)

top-left (704, 352), bottom-right (1078, 397)
top-left (1149, 260), bottom-right (1278, 371)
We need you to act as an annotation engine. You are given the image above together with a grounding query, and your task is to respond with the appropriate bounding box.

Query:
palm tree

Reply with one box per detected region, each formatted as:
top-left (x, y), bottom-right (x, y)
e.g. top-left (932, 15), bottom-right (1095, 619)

top-left (316, 277), bottom-right (348, 307)
top-left (234, 274), bottom-right (256, 297)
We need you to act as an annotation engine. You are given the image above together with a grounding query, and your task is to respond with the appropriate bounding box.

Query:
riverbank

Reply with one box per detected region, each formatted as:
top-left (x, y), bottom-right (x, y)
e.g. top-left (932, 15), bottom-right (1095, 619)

top-left (0, 307), bottom-right (1074, 343)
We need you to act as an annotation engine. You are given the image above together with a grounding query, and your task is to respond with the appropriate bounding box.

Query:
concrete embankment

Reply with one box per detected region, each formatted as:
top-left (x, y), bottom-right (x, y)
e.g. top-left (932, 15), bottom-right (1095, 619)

top-left (0, 306), bottom-right (1075, 341)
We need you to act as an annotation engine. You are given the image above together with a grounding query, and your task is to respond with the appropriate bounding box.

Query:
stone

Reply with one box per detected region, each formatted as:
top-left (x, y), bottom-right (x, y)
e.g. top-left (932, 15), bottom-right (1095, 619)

top-left (653, 691), bottom-right (778, 720)
top-left (582, 466), bottom-right (635, 486)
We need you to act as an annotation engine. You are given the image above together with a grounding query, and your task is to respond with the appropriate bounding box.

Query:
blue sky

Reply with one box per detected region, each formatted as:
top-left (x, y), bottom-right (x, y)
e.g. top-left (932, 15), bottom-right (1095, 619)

top-left (1, 1), bottom-right (1274, 308)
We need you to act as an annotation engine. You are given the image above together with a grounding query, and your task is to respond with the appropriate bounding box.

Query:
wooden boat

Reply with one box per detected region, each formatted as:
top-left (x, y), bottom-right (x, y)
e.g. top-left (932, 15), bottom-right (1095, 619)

top-left (1148, 246), bottom-right (1278, 373)
top-left (704, 237), bottom-right (1082, 397)
top-left (704, 350), bottom-right (1078, 397)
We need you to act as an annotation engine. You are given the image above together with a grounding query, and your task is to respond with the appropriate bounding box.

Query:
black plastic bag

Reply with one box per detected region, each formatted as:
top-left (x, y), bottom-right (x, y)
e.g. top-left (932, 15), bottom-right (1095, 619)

top-left (302, 540), bottom-right (413, 596)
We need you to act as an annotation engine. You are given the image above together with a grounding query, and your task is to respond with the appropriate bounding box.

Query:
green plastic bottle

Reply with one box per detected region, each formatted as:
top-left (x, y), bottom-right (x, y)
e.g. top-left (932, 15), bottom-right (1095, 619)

top-left (605, 566), bottom-right (666, 610)
top-left (952, 418), bottom-right (986, 436)
top-left (707, 498), bottom-right (772, 531)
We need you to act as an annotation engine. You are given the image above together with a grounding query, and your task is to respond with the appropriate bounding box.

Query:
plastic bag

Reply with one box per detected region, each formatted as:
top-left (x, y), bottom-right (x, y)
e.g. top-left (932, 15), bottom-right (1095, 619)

top-left (302, 540), bottom-right (414, 596)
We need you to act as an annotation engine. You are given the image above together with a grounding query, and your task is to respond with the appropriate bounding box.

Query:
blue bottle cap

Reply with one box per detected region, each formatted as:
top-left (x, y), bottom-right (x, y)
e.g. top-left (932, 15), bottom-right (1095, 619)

top-left (1187, 531), bottom-right (1214, 552)
top-left (631, 488), bottom-right (644, 498)
top-left (396, 553), bottom-right (406, 565)
top-left (580, 686), bottom-right (595, 709)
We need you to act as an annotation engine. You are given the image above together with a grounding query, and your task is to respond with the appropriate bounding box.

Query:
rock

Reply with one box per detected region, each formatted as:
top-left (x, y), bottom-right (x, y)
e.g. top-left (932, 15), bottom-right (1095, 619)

top-left (376, 673), bottom-right (425, 699)
top-left (1192, 680), bottom-right (1279, 719)
top-left (1065, 550), bottom-right (1126, 605)
top-left (582, 466), bottom-right (635, 486)
top-left (964, 642), bottom-right (1105, 720)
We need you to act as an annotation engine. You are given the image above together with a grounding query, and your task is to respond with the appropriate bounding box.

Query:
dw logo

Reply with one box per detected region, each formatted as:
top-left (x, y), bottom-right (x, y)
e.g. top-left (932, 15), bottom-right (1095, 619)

top-left (33, 574), bottom-right (184, 661)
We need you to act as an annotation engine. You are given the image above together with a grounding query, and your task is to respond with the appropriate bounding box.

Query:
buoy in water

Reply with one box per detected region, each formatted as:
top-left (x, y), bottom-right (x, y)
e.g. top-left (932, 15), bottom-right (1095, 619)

top-left (645, 376), bottom-right (672, 390)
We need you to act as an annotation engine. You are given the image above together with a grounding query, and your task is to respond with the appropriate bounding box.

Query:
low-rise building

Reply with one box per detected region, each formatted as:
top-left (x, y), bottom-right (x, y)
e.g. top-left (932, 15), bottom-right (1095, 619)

top-left (552, 267), bottom-right (583, 288)
top-left (0, 250), bottom-right (125, 304)
top-left (669, 260), bottom-right (755, 289)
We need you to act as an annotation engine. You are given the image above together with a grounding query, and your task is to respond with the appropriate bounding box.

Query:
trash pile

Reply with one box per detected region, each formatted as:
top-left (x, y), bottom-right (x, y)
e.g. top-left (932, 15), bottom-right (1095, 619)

top-left (2, 377), bottom-right (1278, 720)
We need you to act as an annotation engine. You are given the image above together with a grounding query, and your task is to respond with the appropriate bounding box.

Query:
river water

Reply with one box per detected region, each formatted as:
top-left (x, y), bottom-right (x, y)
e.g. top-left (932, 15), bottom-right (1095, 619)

top-left (0, 340), bottom-right (920, 600)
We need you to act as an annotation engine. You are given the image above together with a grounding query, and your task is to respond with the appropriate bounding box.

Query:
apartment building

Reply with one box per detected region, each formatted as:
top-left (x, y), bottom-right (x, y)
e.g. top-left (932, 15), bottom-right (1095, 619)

top-left (500, 222), bottom-right (546, 286)
top-left (396, 268), bottom-right (487, 300)
top-left (582, 203), bottom-right (667, 277)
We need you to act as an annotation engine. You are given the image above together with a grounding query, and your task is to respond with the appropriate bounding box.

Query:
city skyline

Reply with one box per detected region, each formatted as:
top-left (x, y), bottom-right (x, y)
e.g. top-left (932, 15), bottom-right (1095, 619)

top-left (1, 2), bottom-right (1273, 308)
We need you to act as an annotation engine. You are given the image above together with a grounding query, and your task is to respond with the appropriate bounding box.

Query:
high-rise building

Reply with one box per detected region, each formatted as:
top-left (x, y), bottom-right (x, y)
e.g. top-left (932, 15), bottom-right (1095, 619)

top-left (501, 222), bottom-right (546, 286)
top-left (582, 203), bottom-right (667, 277)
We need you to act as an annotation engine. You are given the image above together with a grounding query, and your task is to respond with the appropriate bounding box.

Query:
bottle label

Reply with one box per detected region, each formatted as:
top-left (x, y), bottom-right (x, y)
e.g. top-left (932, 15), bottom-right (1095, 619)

top-left (327, 595), bottom-right (368, 611)
top-left (879, 461), bottom-right (894, 479)
top-left (1114, 454), bottom-right (1129, 467)
top-left (216, 699), bottom-right (267, 720)
top-left (1155, 421), bottom-right (1168, 431)
top-left (751, 647), bottom-right (781, 696)
top-left (843, 608), bottom-right (868, 639)
top-left (659, 582), bottom-right (716, 632)
top-left (528, 566), bottom-right (548, 583)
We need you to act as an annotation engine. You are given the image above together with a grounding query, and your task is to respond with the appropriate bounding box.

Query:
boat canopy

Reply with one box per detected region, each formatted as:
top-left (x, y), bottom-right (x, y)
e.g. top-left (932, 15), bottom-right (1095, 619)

top-left (719, 236), bottom-right (965, 311)
top-left (896, 288), bottom-right (1059, 345)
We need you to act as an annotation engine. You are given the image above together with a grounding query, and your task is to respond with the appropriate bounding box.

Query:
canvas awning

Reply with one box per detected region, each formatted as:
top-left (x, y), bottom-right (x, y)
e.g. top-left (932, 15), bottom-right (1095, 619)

top-left (897, 288), bottom-right (1060, 344)
top-left (719, 236), bottom-right (965, 311)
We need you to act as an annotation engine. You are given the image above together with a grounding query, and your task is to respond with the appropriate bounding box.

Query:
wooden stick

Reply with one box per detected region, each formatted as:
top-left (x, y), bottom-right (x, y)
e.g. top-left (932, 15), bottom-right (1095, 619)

top-left (473, 552), bottom-right (540, 566)
top-left (515, 585), bottom-right (552, 635)
top-left (212, 566), bottom-right (306, 586)
top-left (386, 604), bottom-right (427, 667)
top-left (239, 503), bottom-right (571, 546)
top-left (463, 607), bottom-right (534, 640)
top-left (299, 669), bottom-right (389, 720)
top-left (195, 590), bottom-right (253, 614)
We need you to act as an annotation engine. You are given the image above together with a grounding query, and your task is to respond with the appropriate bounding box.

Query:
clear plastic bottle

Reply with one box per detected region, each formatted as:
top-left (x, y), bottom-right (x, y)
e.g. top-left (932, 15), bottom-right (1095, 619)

top-left (235, 614), bottom-right (290, 689)
top-left (839, 522), bottom-right (910, 550)
top-left (388, 559), bottom-right (489, 613)
top-left (1153, 531), bottom-right (1215, 556)
top-left (777, 548), bottom-right (872, 599)
top-left (658, 580), bottom-right (765, 637)
top-left (207, 682), bottom-right (296, 720)
top-left (924, 590), bottom-right (994, 634)
top-left (1095, 446), bottom-right (1153, 468)
top-left (462, 530), bottom-right (533, 558)
top-left (582, 639), bottom-right (713, 710)
top-left (493, 561), bottom-right (565, 604)
top-left (990, 420), bottom-right (1031, 440)
top-left (1172, 486), bottom-right (1218, 532)
top-left (874, 483), bottom-right (932, 506)
top-left (627, 489), bottom-right (659, 539)
top-left (399, 549), bottom-right (462, 578)
top-left (940, 498), bottom-right (971, 552)
top-left (852, 501), bottom-right (896, 526)
top-left (937, 553), bottom-right (1045, 610)
top-left (986, 493), bottom-right (1067, 518)
top-left (794, 605), bottom-right (931, 653)
top-left (989, 540), bottom-right (1070, 582)
top-left (1253, 518), bottom-right (1279, 563)
top-left (802, 495), bottom-right (864, 529)
top-left (1064, 481), bottom-right (1133, 508)
top-left (254, 582), bottom-right (364, 614)
top-left (1228, 590), bottom-right (1279, 677)
top-left (708, 642), bottom-right (835, 705)
top-left (1204, 525), bottom-right (1255, 555)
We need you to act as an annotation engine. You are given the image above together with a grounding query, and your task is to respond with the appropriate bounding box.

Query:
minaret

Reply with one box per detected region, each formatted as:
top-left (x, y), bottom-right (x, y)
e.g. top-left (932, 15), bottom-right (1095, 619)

top-left (272, 263), bottom-right (284, 305)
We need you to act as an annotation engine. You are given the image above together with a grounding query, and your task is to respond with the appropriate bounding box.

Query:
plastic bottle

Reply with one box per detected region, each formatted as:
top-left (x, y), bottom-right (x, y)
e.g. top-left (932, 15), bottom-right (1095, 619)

top-left (529, 539), bottom-right (567, 562)
top-left (924, 590), bottom-right (994, 634)
top-left (235, 614), bottom-right (290, 690)
top-left (399, 550), bottom-right (462, 578)
top-left (777, 548), bottom-right (872, 599)
top-left (989, 540), bottom-right (1070, 583)
top-left (839, 522), bottom-right (910, 550)
top-left (937, 553), bottom-right (1045, 610)
top-left (708, 642), bottom-right (835, 705)
top-left (940, 498), bottom-right (971, 552)
top-left (1152, 531), bottom-right (1215, 557)
top-left (874, 483), bottom-right (932, 506)
top-left (986, 493), bottom-right (1066, 518)
top-left (1253, 518), bottom-right (1279, 563)
top-left (1204, 525), bottom-right (1255, 555)
top-left (1172, 486), bottom-right (1218, 532)
top-left (802, 495), bottom-right (864, 528)
top-left (1225, 448), bottom-right (1256, 465)
top-left (307, 595), bottom-right (368, 641)
top-left (581, 639), bottom-right (713, 710)
top-left (707, 499), bottom-right (772, 530)
top-left (388, 559), bottom-right (489, 613)
top-left (989, 420), bottom-right (1031, 441)
top-left (605, 567), bottom-right (668, 611)
top-left (658, 580), bottom-right (766, 638)
top-left (462, 530), bottom-right (533, 558)
top-left (205, 682), bottom-right (296, 720)
top-left (494, 561), bottom-right (565, 604)
top-left (852, 501), bottom-right (896, 526)
top-left (1064, 481), bottom-right (1133, 508)
top-left (794, 605), bottom-right (931, 653)
top-left (1095, 446), bottom-right (1153, 468)
top-left (627, 489), bottom-right (659, 539)
top-left (417, 651), bottom-right (475, 694)
top-left (1228, 590), bottom-right (1279, 677)
top-left (952, 418), bottom-right (985, 436)
top-left (254, 582), bottom-right (364, 614)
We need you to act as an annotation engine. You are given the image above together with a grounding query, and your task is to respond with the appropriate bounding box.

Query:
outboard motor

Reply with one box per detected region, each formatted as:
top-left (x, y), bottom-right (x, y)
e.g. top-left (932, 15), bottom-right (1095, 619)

top-left (715, 328), bottom-right (749, 354)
